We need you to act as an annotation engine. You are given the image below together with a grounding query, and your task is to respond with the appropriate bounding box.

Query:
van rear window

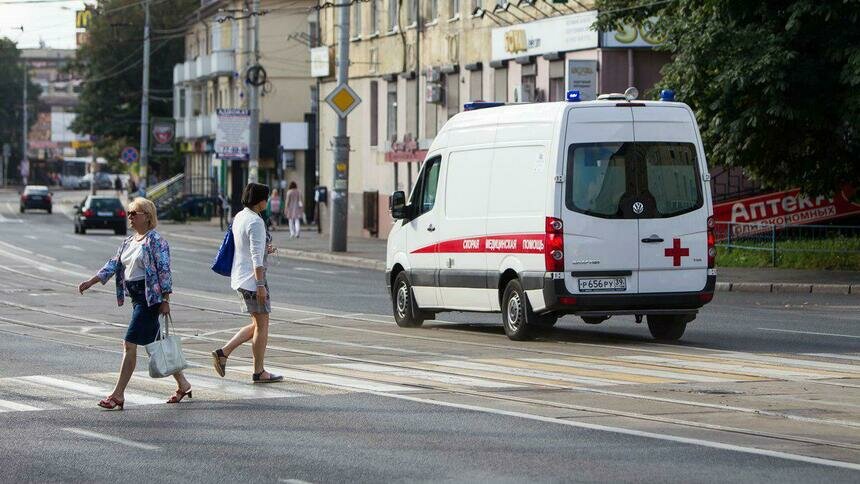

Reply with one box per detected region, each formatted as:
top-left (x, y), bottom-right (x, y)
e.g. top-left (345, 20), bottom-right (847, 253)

top-left (565, 142), bottom-right (702, 219)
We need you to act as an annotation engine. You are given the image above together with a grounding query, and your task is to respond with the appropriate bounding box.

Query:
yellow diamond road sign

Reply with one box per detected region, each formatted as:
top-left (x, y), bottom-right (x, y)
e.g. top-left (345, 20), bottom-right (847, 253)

top-left (325, 83), bottom-right (361, 118)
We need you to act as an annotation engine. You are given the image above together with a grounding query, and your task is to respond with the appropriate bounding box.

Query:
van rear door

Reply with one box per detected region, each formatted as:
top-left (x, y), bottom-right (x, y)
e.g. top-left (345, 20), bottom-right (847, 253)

top-left (632, 106), bottom-right (708, 293)
top-left (562, 107), bottom-right (640, 295)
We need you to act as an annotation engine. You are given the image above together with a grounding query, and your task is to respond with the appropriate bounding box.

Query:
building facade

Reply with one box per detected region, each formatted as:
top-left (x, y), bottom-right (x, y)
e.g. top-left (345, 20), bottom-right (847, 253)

top-left (173, 0), bottom-right (318, 214)
top-left (315, 0), bottom-right (668, 239)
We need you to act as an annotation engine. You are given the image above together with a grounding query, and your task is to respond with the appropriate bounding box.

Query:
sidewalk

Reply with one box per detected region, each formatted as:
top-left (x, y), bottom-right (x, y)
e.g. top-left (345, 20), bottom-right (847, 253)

top-left (160, 218), bottom-right (860, 295)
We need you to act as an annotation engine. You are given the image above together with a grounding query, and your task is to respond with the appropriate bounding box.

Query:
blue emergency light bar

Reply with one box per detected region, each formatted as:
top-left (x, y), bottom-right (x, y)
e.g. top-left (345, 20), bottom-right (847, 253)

top-left (566, 90), bottom-right (581, 102)
top-left (660, 89), bottom-right (675, 101)
top-left (463, 101), bottom-right (505, 111)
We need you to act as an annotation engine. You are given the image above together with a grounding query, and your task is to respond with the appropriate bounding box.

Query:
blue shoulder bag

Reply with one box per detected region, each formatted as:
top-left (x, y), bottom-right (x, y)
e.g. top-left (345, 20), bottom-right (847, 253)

top-left (211, 225), bottom-right (234, 276)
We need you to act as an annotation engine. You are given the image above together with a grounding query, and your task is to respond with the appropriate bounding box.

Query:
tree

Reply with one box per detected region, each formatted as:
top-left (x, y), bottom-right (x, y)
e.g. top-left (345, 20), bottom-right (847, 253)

top-left (0, 38), bottom-right (42, 182)
top-left (70, 0), bottom-right (197, 178)
top-left (594, 0), bottom-right (860, 195)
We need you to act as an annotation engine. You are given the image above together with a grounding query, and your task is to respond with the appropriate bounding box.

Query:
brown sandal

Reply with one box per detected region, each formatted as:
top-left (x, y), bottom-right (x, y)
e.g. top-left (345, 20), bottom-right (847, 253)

top-left (97, 395), bottom-right (124, 410)
top-left (211, 349), bottom-right (227, 377)
top-left (166, 388), bottom-right (192, 404)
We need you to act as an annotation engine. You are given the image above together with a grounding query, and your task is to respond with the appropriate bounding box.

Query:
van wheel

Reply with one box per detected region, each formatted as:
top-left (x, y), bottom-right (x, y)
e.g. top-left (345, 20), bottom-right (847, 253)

top-left (502, 279), bottom-right (538, 341)
top-left (392, 272), bottom-right (424, 328)
top-left (647, 315), bottom-right (688, 341)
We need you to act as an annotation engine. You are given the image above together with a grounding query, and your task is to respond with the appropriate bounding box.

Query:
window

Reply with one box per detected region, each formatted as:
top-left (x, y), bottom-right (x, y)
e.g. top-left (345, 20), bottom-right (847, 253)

top-left (427, 0), bottom-right (438, 21)
top-left (425, 98), bottom-right (437, 138)
top-left (445, 72), bottom-right (459, 119)
top-left (370, 81), bottom-right (378, 146)
top-left (387, 81), bottom-right (398, 141)
top-left (179, 88), bottom-right (186, 117)
top-left (406, 79), bottom-right (417, 139)
top-left (469, 69), bottom-right (482, 101)
top-left (370, 0), bottom-right (379, 33)
top-left (411, 157), bottom-right (441, 216)
top-left (389, 0), bottom-right (399, 31)
top-left (493, 67), bottom-right (507, 102)
top-left (521, 63), bottom-right (536, 102)
top-left (449, 0), bottom-right (460, 18)
top-left (471, 0), bottom-right (481, 15)
top-left (565, 142), bottom-right (703, 219)
top-left (351, 2), bottom-right (362, 37)
top-left (407, 0), bottom-right (418, 25)
top-left (548, 60), bottom-right (565, 102)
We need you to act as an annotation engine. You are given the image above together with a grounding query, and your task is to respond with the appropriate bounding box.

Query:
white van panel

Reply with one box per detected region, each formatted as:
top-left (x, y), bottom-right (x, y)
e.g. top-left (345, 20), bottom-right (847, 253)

top-left (562, 106), bottom-right (640, 295)
top-left (438, 149), bottom-right (493, 310)
top-left (629, 105), bottom-right (699, 142)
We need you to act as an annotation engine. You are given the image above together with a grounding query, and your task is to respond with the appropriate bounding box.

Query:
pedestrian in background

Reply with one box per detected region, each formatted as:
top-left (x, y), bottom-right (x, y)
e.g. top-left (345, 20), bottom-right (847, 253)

top-left (114, 176), bottom-right (123, 196)
top-left (78, 198), bottom-right (192, 409)
top-left (285, 181), bottom-right (303, 239)
top-left (211, 183), bottom-right (283, 383)
top-left (268, 188), bottom-right (281, 231)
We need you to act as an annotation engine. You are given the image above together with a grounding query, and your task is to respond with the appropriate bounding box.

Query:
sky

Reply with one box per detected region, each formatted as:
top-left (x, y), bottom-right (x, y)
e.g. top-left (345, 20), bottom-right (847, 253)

top-left (0, 0), bottom-right (88, 49)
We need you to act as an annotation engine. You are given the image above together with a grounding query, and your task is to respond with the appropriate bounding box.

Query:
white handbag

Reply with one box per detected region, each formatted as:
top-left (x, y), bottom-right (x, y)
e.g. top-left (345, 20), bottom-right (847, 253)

top-left (144, 314), bottom-right (189, 378)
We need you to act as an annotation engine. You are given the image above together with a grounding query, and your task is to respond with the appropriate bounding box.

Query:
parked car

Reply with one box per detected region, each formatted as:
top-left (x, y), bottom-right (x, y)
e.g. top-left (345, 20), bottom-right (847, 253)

top-left (77, 173), bottom-right (114, 190)
top-left (74, 195), bottom-right (127, 235)
top-left (20, 185), bottom-right (53, 213)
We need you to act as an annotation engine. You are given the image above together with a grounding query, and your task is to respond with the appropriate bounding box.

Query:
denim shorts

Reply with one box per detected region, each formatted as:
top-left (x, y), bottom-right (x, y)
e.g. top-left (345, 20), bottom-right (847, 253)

top-left (124, 279), bottom-right (161, 345)
top-left (237, 284), bottom-right (271, 314)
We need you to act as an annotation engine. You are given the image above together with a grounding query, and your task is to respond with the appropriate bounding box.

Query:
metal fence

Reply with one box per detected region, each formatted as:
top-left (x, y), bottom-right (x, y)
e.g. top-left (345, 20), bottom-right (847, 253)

top-left (715, 222), bottom-right (860, 267)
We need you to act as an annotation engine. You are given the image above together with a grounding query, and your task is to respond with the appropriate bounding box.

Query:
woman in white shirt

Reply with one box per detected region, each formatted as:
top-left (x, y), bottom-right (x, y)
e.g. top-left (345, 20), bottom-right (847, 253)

top-left (78, 197), bottom-right (192, 409)
top-left (211, 183), bottom-right (283, 383)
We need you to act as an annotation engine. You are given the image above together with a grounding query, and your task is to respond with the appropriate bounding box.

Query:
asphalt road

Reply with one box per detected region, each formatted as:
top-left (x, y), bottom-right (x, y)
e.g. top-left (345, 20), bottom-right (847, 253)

top-left (0, 190), bottom-right (858, 482)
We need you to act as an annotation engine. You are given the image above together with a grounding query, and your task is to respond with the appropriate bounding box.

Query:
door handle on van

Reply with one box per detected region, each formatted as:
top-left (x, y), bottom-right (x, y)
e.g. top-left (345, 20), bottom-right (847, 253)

top-left (641, 236), bottom-right (664, 243)
top-left (427, 224), bottom-right (436, 232)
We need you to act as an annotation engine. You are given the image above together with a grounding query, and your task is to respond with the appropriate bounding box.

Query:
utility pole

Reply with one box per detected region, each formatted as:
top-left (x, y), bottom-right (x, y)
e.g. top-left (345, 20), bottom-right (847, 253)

top-left (90, 144), bottom-right (97, 195)
top-left (22, 64), bottom-right (28, 185)
top-left (329, 1), bottom-right (350, 252)
top-left (247, 0), bottom-right (261, 183)
top-left (139, 0), bottom-right (151, 191)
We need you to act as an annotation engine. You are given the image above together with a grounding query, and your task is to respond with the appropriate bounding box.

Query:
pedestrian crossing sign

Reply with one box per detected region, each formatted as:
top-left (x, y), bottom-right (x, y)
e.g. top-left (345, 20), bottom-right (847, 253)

top-left (325, 83), bottom-right (361, 119)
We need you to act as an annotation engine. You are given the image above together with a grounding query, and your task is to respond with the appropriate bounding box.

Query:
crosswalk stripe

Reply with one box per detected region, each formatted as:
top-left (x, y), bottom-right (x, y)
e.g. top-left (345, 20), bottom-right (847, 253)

top-left (325, 362), bottom-right (524, 388)
top-left (143, 372), bottom-right (306, 399)
top-left (232, 365), bottom-right (416, 393)
top-left (513, 358), bottom-right (724, 384)
top-left (620, 356), bottom-right (855, 380)
top-left (724, 354), bottom-right (860, 374)
top-left (803, 353), bottom-right (860, 362)
top-left (0, 398), bottom-right (43, 412)
top-left (17, 375), bottom-right (164, 405)
top-left (425, 360), bottom-right (621, 386)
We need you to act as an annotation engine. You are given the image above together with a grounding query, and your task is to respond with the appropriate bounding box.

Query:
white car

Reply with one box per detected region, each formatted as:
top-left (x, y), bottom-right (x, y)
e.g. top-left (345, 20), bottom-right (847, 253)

top-left (385, 90), bottom-right (716, 341)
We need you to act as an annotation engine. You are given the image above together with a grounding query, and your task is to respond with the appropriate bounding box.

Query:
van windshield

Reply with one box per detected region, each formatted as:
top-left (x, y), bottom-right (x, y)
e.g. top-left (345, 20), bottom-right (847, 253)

top-left (565, 142), bottom-right (702, 219)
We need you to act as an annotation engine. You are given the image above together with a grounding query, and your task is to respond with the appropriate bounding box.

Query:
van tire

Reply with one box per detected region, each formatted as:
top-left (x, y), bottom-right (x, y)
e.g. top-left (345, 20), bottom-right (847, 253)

top-left (502, 279), bottom-right (538, 341)
top-left (392, 272), bottom-right (424, 328)
top-left (647, 315), bottom-right (687, 341)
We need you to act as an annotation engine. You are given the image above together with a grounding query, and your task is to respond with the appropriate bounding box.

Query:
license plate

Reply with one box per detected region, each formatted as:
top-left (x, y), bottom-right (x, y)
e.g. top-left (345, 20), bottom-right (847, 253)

top-left (30, 196), bottom-right (41, 200)
top-left (97, 211), bottom-right (112, 217)
top-left (578, 277), bottom-right (627, 292)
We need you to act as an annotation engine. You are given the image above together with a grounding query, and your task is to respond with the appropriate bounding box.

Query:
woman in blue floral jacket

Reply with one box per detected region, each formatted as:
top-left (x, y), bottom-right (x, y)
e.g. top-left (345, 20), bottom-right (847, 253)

top-left (78, 197), bottom-right (192, 410)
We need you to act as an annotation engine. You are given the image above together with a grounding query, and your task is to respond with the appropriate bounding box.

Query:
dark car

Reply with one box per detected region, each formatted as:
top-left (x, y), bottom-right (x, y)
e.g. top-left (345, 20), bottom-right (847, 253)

top-left (20, 185), bottom-right (53, 213)
top-left (74, 196), bottom-right (127, 235)
top-left (77, 173), bottom-right (115, 190)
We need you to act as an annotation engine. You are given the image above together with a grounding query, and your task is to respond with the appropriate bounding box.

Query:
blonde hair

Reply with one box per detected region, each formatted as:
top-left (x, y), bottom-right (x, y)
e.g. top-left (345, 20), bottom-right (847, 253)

top-left (128, 197), bottom-right (158, 231)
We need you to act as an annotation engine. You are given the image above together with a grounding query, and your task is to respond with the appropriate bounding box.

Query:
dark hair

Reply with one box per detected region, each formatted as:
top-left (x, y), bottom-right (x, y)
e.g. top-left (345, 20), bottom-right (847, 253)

top-left (241, 183), bottom-right (270, 208)
top-left (288, 181), bottom-right (297, 190)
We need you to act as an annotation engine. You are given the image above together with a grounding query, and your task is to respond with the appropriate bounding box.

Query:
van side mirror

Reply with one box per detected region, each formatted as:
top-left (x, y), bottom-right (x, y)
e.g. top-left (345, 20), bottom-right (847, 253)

top-left (389, 191), bottom-right (408, 220)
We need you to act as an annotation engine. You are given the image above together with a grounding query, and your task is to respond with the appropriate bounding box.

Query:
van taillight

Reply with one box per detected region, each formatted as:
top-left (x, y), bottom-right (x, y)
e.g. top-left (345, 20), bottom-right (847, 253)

top-left (545, 217), bottom-right (564, 272)
top-left (707, 216), bottom-right (716, 268)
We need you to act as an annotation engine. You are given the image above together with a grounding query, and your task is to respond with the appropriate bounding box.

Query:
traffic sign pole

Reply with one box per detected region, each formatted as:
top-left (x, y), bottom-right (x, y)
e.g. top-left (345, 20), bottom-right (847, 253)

top-left (330, 2), bottom-right (351, 253)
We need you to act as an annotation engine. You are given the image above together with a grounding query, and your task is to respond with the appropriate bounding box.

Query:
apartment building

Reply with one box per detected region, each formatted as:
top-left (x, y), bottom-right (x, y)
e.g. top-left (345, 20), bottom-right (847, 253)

top-left (315, 0), bottom-right (668, 239)
top-left (173, 0), bottom-right (318, 213)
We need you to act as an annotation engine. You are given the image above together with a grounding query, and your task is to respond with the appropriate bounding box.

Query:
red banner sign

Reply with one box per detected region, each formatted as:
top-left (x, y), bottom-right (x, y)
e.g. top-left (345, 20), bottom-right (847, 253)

top-left (714, 186), bottom-right (860, 229)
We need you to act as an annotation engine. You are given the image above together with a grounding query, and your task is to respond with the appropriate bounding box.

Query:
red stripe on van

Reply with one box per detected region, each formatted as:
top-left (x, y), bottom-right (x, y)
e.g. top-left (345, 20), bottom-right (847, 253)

top-left (411, 234), bottom-right (546, 254)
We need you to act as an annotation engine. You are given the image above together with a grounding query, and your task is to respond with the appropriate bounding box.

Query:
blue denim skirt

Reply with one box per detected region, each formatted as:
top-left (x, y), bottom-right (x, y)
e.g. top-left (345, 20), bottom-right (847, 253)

top-left (124, 280), bottom-right (161, 346)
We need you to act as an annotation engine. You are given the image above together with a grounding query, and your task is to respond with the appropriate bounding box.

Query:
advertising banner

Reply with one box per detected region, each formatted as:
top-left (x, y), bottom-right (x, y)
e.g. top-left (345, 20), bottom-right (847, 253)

top-left (714, 186), bottom-right (860, 236)
top-left (214, 109), bottom-right (250, 160)
top-left (150, 118), bottom-right (175, 154)
top-left (491, 11), bottom-right (598, 62)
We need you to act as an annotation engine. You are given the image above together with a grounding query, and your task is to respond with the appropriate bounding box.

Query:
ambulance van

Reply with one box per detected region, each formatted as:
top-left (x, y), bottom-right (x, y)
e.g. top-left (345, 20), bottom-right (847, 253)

top-left (385, 90), bottom-right (716, 341)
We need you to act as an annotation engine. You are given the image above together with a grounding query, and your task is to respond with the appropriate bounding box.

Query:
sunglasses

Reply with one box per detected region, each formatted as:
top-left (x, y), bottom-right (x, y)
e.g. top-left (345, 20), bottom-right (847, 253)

top-left (127, 211), bottom-right (143, 217)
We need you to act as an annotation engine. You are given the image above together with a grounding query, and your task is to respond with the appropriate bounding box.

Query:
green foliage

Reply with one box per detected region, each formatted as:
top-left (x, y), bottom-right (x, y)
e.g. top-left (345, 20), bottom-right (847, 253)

top-left (0, 37), bottom-right (42, 175)
top-left (717, 237), bottom-right (860, 270)
top-left (594, 0), bottom-right (860, 196)
top-left (70, 0), bottom-right (197, 176)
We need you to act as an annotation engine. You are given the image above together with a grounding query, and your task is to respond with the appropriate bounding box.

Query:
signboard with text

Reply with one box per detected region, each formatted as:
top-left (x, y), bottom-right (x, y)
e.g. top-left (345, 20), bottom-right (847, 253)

top-left (214, 109), bottom-right (250, 159)
top-left (491, 11), bottom-right (598, 62)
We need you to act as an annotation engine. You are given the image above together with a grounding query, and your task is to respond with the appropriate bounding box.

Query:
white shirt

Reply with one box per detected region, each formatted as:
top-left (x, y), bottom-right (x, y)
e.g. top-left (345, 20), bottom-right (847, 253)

top-left (230, 208), bottom-right (267, 291)
top-left (121, 236), bottom-right (146, 282)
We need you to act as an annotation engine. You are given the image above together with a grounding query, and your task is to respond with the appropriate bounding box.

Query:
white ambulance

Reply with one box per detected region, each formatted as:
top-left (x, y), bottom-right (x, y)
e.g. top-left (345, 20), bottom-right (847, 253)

top-left (385, 89), bottom-right (716, 341)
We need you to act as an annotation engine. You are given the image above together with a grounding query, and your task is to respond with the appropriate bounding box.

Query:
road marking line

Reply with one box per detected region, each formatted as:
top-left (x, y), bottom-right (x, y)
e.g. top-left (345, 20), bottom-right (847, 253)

top-left (231, 365), bottom-right (415, 393)
top-left (0, 398), bottom-right (43, 412)
top-left (375, 392), bottom-right (860, 472)
top-left (62, 427), bottom-right (160, 451)
top-left (620, 356), bottom-right (855, 380)
top-left (525, 357), bottom-right (747, 383)
top-left (429, 360), bottom-right (621, 387)
top-left (804, 353), bottom-right (860, 362)
top-left (758, 327), bottom-right (860, 339)
top-left (505, 358), bottom-right (685, 384)
top-left (18, 375), bottom-right (163, 405)
top-left (61, 261), bottom-right (86, 269)
top-left (62, 245), bottom-right (84, 252)
top-left (326, 362), bottom-right (523, 388)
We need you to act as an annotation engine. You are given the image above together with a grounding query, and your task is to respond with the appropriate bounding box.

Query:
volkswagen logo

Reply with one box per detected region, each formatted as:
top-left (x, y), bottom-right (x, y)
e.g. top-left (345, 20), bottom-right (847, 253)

top-left (632, 202), bottom-right (645, 214)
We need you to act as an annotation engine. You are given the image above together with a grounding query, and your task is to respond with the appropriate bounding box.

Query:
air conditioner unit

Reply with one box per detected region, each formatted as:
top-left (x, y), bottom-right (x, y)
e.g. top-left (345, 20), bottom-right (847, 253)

top-left (427, 67), bottom-right (442, 83)
top-left (425, 85), bottom-right (443, 104)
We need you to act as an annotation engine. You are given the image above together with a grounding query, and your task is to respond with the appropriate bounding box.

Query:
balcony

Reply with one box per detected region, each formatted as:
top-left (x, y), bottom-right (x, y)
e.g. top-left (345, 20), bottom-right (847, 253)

top-left (176, 118), bottom-right (185, 138)
top-left (173, 63), bottom-right (185, 85)
top-left (182, 61), bottom-right (193, 82)
top-left (194, 55), bottom-right (211, 79)
top-left (209, 50), bottom-right (235, 77)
